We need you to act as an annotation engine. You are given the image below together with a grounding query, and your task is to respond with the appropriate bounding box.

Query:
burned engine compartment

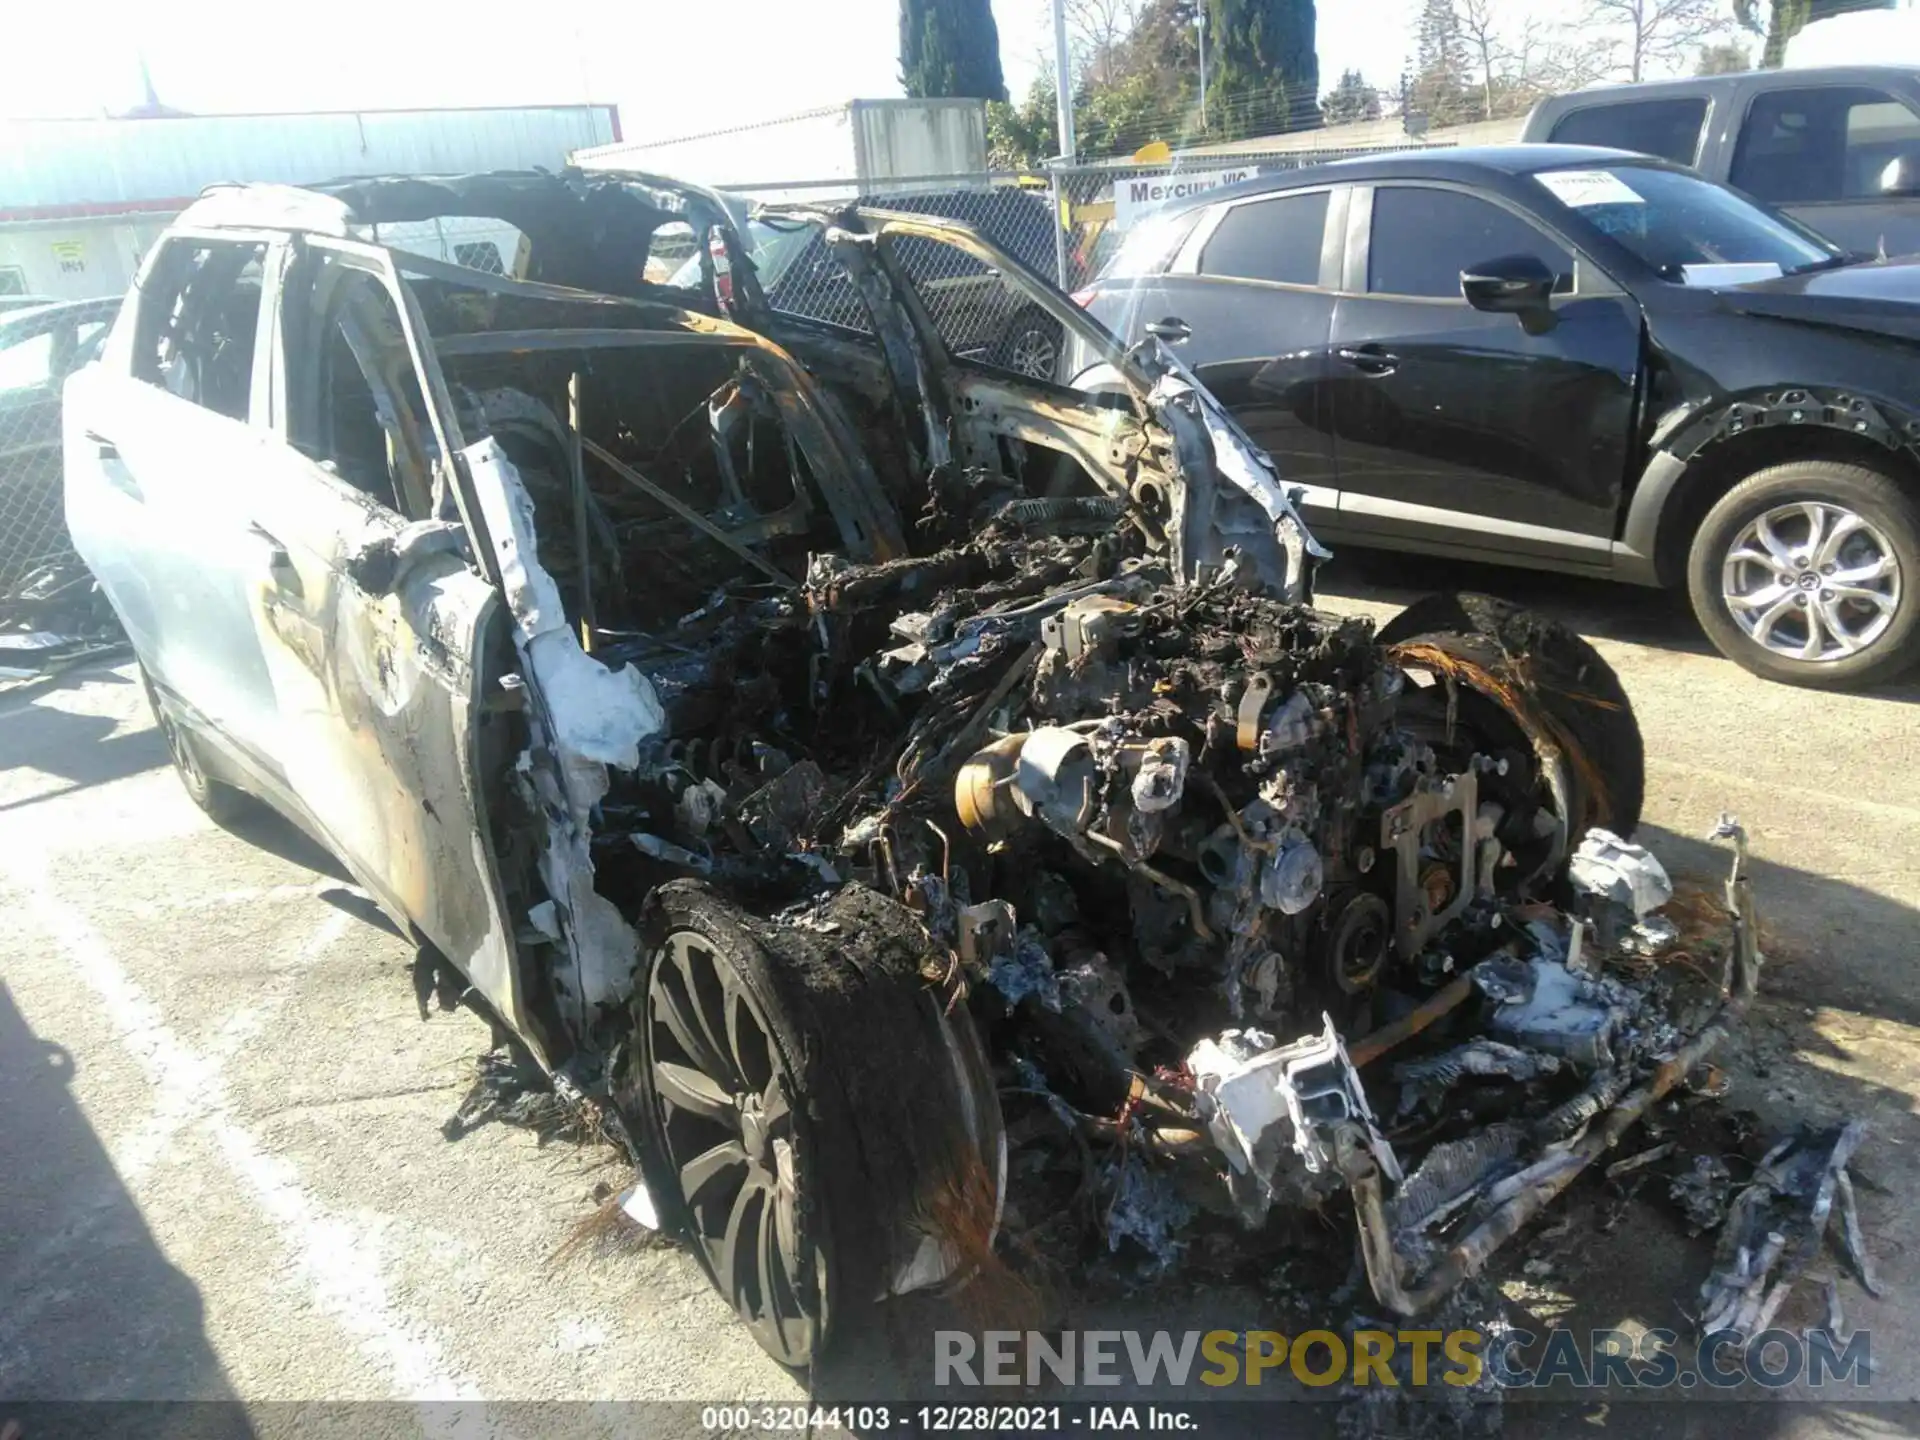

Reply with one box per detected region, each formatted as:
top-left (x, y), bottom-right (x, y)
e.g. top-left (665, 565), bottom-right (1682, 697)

top-left (334, 171), bottom-right (1761, 1333)
top-left (493, 435), bottom-right (1751, 1315)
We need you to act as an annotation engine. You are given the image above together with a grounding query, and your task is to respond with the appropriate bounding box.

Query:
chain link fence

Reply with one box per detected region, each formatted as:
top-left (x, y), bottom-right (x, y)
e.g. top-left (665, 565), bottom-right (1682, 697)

top-left (718, 140), bottom-right (1452, 378)
top-left (0, 299), bottom-right (119, 604)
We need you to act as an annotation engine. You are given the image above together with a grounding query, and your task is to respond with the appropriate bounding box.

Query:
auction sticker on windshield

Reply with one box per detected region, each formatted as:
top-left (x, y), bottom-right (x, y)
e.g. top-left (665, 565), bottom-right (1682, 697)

top-left (1537, 169), bottom-right (1646, 208)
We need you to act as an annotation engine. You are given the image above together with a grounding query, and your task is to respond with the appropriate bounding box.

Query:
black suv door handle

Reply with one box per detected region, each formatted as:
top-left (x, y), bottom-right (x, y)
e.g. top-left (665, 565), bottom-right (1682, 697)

top-left (1337, 345), bottom-right (1400, 374)
top-left (1145, 316), bottom-right (1192, 343)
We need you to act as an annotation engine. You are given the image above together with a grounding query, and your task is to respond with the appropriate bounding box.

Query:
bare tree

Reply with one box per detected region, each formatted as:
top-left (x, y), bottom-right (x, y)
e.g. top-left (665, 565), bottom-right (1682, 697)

top-left (1455, 0), bottom-right (1505, 121)
top-left (1582, 0), bottom-right (1725, 82)
top-left (1066, 0), bottom-right (1147, 87)
top-left (1447, 0), bottom-right (1587, 122)
top-left (1695, 36), bottom-right (1753, 72)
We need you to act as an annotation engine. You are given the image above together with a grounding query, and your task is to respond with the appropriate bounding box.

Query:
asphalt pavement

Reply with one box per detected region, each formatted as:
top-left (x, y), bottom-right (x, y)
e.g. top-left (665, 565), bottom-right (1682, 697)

top-left (2, 549), bottom-right (1917, 1438)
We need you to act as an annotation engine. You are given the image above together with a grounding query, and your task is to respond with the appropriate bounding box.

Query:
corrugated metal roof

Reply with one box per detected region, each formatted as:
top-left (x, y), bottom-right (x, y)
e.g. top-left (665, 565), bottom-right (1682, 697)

top-left (0, 106), bottom-right (619, 221)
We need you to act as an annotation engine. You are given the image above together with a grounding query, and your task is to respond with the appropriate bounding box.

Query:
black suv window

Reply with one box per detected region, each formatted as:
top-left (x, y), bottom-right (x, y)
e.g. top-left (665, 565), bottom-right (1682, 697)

top-left (1548, 98), bottom-right (1709, 166)
top-left (1199, 191), bottom-right (1329, 286)
top-left (1368, 188), bottom-right (1572, 299)
top-left (1732, 86), bottom-right (1920, 203)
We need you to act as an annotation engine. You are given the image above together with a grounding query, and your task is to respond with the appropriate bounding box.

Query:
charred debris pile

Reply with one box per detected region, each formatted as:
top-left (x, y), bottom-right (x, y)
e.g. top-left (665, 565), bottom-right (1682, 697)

top-left (514, 471), bottom-right (1786, 1316)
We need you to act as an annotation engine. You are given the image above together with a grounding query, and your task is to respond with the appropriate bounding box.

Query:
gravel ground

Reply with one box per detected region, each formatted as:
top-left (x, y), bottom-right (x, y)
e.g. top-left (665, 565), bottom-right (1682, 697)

top-left (3, 547), bottom-right (1917, 1438)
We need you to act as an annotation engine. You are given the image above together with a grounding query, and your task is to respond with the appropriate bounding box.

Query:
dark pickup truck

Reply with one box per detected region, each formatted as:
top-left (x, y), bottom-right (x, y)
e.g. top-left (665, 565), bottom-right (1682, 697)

top-left (1523, 64), bottom-right (1920, 260)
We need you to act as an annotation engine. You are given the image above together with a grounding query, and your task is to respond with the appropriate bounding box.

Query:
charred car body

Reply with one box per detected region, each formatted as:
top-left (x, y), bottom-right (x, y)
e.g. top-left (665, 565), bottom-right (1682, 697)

top-left (64, 170), bottom-right (1759, 1368)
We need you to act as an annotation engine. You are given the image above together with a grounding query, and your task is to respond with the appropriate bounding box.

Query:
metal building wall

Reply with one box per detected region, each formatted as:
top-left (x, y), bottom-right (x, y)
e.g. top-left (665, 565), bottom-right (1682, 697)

top-left (0, 106), bottom-right (619, 217)
top-left (0, 104), bottom-right (619, 299)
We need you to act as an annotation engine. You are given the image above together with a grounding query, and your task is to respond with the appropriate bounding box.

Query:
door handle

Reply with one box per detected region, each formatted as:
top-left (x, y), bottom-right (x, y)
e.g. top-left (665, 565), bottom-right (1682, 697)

top-left (250, 524), bottom-right (302, 596)
top-left (85, 430), bottom-right (143, 500)
top-left (1145, 316), bottom-right (1192, 343)
top-left (1336, 345), bottom-right (1400, 374)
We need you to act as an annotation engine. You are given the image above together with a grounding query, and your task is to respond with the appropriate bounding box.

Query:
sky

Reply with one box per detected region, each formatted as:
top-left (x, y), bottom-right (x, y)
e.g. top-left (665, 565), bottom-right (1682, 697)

top-left (6, 0), bottom-right (1420, 142)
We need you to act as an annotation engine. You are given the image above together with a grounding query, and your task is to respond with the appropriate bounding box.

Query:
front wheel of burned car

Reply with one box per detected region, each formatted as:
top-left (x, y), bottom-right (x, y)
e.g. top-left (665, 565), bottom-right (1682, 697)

top-left (1378, 592), bottom-right (1645, 858)
top-left (1687, 460), bottom-right (1920, 689)
top-left (614, 881), bottom-right (1005, 1370)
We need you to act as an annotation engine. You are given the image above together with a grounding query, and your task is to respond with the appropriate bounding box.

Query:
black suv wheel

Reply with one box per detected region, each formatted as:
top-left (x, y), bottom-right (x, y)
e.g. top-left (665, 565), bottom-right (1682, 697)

top-left (994, 309), bottom-right (1063, 381)
top-left (1687, 460), bottom-right (1920, 688)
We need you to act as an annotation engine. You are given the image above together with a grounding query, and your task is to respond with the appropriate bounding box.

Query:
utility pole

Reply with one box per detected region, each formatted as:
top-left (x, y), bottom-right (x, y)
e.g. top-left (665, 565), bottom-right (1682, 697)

top-left (1052, 0), bottom-right (1078, 162)
top-left (1049, 0), bottom-right (1078, 289)
top-left (1196, 10), bottom-right (1209, 131)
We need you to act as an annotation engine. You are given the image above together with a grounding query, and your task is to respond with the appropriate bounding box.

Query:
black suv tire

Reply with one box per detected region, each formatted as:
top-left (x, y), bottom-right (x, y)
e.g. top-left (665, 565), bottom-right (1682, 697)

top-left (1687, 460), bottom-right (1920, 688)
top-left (993, 308), bottom-right (1063, 381)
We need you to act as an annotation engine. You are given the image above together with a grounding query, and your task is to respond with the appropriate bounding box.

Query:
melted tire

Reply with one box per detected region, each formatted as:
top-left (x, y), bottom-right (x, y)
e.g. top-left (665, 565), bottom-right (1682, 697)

top-left (616, 880), bottom-right (1002, 1369)
top-left (1379, 591), bottom-right (1645, 838)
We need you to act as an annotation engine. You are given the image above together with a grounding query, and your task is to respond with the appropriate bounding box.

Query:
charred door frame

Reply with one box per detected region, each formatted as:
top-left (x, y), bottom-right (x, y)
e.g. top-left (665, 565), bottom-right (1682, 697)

top-left (253, 232), bottom-right (542, 1059)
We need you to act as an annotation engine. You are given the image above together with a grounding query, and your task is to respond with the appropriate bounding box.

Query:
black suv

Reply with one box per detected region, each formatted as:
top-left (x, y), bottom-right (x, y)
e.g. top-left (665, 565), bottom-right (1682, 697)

top-left (1068, 144), bottom-right (1920, 687)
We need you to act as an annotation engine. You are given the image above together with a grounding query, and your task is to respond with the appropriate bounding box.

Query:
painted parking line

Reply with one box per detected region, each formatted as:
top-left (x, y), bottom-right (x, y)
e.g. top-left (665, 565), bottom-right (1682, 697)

top-left (0, 846), bottom-right (491, 1422)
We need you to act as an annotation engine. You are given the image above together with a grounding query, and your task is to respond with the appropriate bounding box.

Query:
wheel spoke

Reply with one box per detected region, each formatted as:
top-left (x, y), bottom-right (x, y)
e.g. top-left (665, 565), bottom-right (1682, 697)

top-left (760, 1081), bottom-right (791, 1140)
top-left (1815, 508), bottom-right (1867, 568)
top-left (1796, 503), bottom-right (1830, 566)
top-left (667, 935), bottom-right (741, 1090)
top-left (758, 1181), bottom-right (801, 1339)
top-left (1751, 593), bottom-right (1801, 646)
top-left (1726, 579), bottom-right (1791, 612)
top-left (1798, 598), bottom-right (1833, 659)
top-left (679, 1139), bottom-right (748, 1207)
top-left (717, 1177), bottom-right (762, 1308)
top-left (1753, 511), bottom-right (1798, 567)
top-left (1725, 544), bottom-right (1787, 576)
top-left (1828, 580), bottom-right (1894, 608)
top-left (726, 990), bottom-right (769, 1096)
top-left (1815, 598), bottom-right (1867, 655)
top-left (1831, 553), bottom-right (1894, 588)
top-left (652, 967), bottom-right (732, 1086)
top-left (653, 1061), bottom-right (737, 1128)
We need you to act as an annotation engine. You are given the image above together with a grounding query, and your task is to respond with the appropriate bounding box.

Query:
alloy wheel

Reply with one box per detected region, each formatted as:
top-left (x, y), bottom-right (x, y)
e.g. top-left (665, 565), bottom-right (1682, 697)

top-left (1005, 326), bottom-right (1058, 380)
top-left (646, 929), bottom-right (821, 1367)
top-left (1721, 500), bottom-right (1902, 663)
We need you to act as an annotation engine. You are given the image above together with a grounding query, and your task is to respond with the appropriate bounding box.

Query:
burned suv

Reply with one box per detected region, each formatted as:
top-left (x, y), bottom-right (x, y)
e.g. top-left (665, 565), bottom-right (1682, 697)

top-left (64, 171), bottom-right (1754, 1368)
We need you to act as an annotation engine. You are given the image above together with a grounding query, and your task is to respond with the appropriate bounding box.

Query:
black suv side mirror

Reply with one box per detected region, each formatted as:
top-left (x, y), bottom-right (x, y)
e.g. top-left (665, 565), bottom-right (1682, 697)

top-left (1879, 153), bottom-right (1920, 199)
top-left (1461, 254), bottom-right (1559, 333)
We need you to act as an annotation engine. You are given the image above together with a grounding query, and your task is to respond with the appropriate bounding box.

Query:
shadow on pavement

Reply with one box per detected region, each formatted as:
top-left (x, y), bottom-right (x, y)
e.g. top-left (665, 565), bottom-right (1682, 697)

top-left (219, 804), bottom-right (353, 885)
top-left (0, 981), bottom-right (253, 1438)
top-left (0, 696), bottom-right (168, 814)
